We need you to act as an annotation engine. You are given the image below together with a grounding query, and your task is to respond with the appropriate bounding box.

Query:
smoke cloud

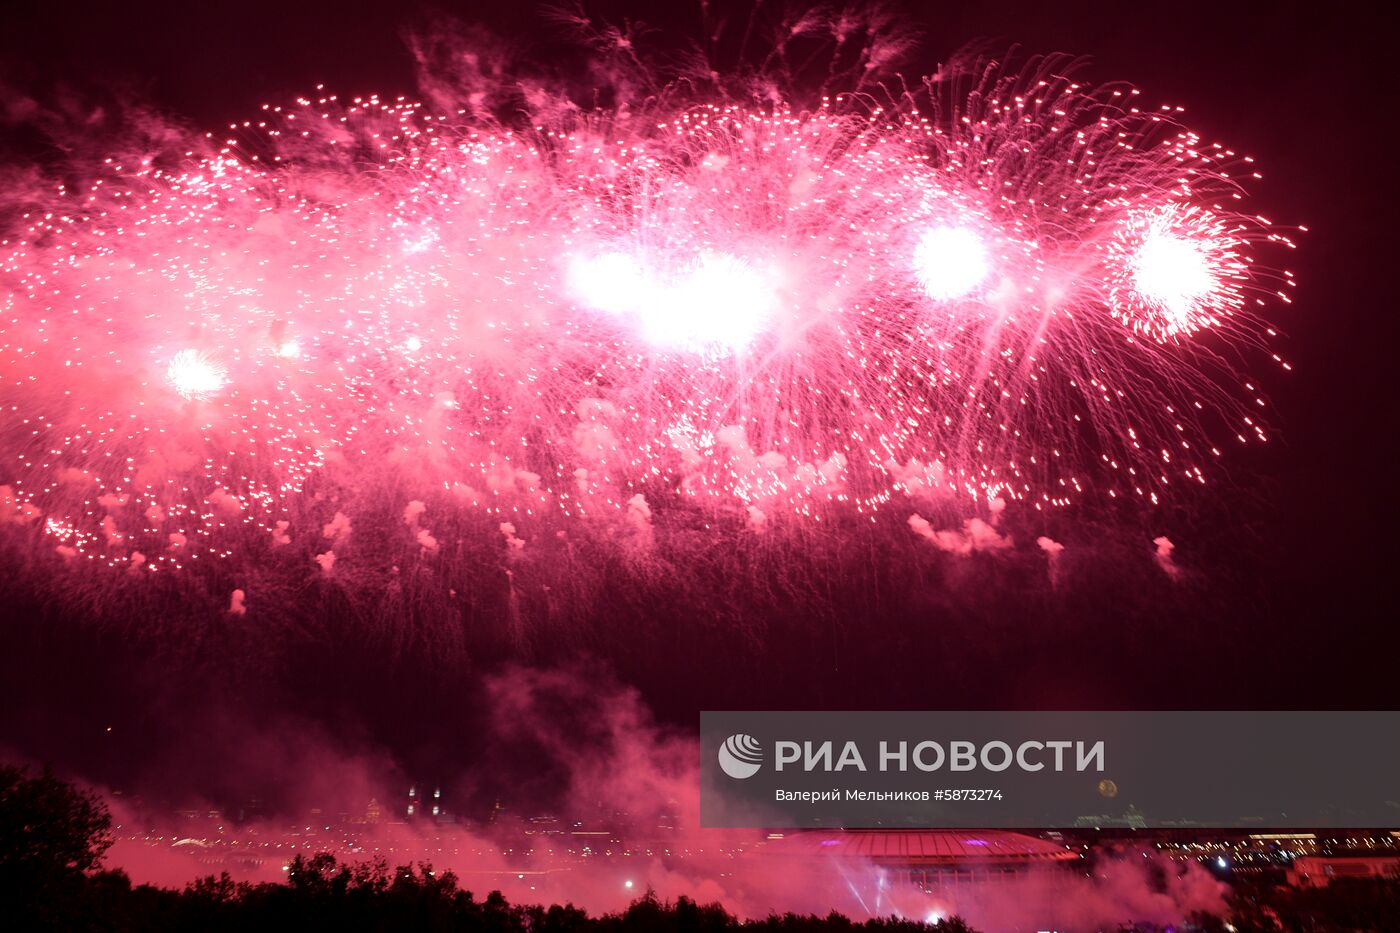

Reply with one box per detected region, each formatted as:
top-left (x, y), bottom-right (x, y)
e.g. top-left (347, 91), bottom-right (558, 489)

top-left (80, 666), bottom-right (1225, 930)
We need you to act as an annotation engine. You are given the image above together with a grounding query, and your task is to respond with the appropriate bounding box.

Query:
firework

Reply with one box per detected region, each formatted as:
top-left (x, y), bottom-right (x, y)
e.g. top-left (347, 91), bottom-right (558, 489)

top-left (1106, 203), bottom-right (1251, 341)
top-left (166, 350), bottom-right (229, 400)
top-left (0, 39), bottom-right (1295, 584)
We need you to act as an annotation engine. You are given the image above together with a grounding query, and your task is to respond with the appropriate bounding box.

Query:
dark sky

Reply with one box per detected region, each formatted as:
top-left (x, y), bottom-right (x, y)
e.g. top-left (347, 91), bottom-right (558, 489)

top-left (1, 1), bottom-right (1395, 808)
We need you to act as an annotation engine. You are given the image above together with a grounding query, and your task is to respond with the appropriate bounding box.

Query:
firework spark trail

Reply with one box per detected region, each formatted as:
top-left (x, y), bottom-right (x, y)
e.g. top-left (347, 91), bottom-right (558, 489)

top-left (0, 38), bottom-right (1296, 585)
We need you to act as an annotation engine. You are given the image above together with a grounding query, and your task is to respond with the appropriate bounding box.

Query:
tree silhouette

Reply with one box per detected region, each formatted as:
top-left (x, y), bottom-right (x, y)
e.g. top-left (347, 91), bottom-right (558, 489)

top-left (0, 763), bottom-right (114, 926)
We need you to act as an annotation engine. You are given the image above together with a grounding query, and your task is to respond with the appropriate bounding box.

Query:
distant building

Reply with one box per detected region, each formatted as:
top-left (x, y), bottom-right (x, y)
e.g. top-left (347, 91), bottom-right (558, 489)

top-left (1287, 855), bottom-right (1400, 887)
top-left (1073, 804), bottom-right (1148, 829)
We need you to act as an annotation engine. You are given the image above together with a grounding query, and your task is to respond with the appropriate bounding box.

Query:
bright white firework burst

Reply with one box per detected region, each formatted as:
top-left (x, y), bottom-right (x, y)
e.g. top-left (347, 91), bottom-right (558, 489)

top-left (1106, 203), bottom-right (1253, 341)
top-left (569, 250), bottom-right (777, 353)
top-left (0, 44), bottom-right (1298, 576)
top-left (166, 349), bottom-right (228, 400)
top-left (913, 226), bottom-right (991, 300)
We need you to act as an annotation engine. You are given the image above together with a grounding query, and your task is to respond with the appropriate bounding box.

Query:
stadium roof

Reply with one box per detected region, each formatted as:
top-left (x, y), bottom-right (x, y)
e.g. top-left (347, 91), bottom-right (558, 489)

top-left (763, 830), bottom-right (1077, 865)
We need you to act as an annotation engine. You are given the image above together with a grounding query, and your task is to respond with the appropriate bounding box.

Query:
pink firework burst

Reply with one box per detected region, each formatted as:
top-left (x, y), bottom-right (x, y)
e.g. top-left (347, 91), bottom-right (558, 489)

top-left (0, 44), bottom-right (1297, 580)
top-left (1105, 203), bottom-right (1251, 342)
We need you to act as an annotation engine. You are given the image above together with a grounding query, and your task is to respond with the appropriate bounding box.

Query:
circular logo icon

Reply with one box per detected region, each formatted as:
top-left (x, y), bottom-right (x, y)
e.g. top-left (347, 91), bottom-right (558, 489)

top-left (718, 733), bottom-right (763, 779)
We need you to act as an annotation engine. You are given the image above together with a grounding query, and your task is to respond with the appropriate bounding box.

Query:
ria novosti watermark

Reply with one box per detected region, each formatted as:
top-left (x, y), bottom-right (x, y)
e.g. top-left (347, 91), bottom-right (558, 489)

top-left (720, 734), bottom-right (1105, 778)
top-left (701, 711), bottom-right (1400, 828)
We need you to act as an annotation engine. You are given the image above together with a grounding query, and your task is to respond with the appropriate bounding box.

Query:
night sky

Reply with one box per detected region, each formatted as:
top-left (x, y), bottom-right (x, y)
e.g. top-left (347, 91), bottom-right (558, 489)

top-left (1, 1), bottom-right (1395, 813)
